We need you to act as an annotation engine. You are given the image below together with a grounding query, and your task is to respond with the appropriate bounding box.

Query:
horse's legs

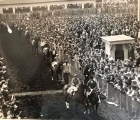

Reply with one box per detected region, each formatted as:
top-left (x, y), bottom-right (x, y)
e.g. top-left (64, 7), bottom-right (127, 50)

top-left (96, 102), bottom-right (99, 112)
top-left (65, 94), bottom-right (70, 109)
top-left (36, 47), bottom-right (38, 55)
top-left (44, 54), bottom-right (45, 60)
top-left (2, 105), bottom-right (7, 118)
top-left (56, 72), bottom-right (59, 83)
top-left (51, 69), bottom-right (54, 81)
top-left (35, 48), bottom-right (37, 55)
top-left (84, 98), bottom-right (90, 114)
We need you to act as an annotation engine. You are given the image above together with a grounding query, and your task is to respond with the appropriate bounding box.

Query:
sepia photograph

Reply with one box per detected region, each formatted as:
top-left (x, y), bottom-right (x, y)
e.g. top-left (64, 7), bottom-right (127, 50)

top-left (0, 0), bottom-right (139, 119)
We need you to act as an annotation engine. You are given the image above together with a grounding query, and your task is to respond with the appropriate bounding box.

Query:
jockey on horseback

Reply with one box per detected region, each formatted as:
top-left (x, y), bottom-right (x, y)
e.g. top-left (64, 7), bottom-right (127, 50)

top-left (86, 76), bottom-right (101, 103)
top-left (51, 57), bottom-right (58, 81)
top-left (67, 74), bottom-right (81, 95)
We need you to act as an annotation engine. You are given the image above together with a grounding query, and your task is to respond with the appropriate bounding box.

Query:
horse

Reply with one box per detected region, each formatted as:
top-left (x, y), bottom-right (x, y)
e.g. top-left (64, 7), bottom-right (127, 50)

top-left (43, 47), bottom-right (50, 62)
top-left (86, 89), bottom-right (99, 112)
top-left (57, 61), bottom-right (63, 80)
top-left (51, 61), bottom-right (62, 86)
top-left (42, 43), bottom-right (51, 62)
top-left (17, 27), bottom-right (22, 36)
top-left (31, 39), bottom-right (39, 56)
top-left (63, 81), bottom-right (89, 114)
top-left (25, 30), bottom-right (30, 42)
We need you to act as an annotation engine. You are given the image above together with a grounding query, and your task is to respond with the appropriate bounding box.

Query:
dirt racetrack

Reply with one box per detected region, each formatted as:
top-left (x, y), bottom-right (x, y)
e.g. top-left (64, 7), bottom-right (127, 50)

top-left (0, 28), bottom-right (132, 120)
top-left (0, 29), bottom-right (62, 92)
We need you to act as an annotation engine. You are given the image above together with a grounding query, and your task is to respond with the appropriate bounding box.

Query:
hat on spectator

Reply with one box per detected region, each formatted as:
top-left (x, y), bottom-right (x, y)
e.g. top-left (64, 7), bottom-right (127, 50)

top-left (74, 74), bottom-right (77, 77)
top-left (131, 68), bottom-right (135, 72)
top-left (2, 83), bottom-right (8, 89)
top-left (126, 72), bottom-right (131, 75)
top-left (138, 74), bottom-right (140, 78)
top-left (131, 79), bottom-right (137, 86)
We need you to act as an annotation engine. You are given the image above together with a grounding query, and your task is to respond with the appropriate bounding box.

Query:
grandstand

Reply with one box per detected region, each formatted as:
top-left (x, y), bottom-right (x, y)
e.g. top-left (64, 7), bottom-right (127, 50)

top-left (0, 0), bottom-right (96, 14)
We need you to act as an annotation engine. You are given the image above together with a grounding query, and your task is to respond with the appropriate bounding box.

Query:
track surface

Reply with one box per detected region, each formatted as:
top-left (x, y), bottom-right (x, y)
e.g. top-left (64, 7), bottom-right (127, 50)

top-left (0, 29), bottom-right (131, 120)
top-left (0, 29), bottom-right (60, 92)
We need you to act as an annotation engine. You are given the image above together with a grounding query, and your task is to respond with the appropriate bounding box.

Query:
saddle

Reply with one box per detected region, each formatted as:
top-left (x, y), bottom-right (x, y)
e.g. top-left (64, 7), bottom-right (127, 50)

top-left (67, 85), bottom-right (78, 96)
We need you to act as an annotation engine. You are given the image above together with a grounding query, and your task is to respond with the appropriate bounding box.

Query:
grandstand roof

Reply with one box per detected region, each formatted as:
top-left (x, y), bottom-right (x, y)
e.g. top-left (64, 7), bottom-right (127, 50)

top-left (0, 0), bottom-right (83, 6)
top-left (101, 35), bottom-right (134, 45)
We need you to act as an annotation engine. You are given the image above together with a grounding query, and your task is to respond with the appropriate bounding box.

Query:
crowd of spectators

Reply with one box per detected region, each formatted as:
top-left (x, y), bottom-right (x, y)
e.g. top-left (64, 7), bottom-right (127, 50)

top-left (0, 53), bottom-right (21, 118)
top-left (16, 16), bottom-right (140, 119)
top-left (13, 13), bottom-right (140, 100)
top-left (0, 2), bottom-right (140, 118)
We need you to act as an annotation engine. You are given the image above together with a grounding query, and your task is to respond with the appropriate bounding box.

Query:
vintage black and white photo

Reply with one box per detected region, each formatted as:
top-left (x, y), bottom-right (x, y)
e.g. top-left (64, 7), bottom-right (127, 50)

top-left (0, 0), bottom-right (139, 119)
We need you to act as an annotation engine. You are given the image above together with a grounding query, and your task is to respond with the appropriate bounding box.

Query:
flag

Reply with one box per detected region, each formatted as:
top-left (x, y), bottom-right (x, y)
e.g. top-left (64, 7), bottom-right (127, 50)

top-left (7, 25), bottom-right (12, 33)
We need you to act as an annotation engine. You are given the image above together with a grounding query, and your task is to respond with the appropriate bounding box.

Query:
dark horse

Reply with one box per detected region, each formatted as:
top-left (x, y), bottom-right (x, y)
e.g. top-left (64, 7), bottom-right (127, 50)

top-left (63, 82), bottom-right (101, 114)
top-left (87, 89), bottom-right (100, 112)
top-left (42, 43), bottom-right (51, 63)
top-left (31, 39), bottom-right (38, 56)
top-left (17, 27), bottom-right (23, 36)
top-left (43, 47), bottom-right (50, 60)
top-left (63, 82), bottom-right (89, 114)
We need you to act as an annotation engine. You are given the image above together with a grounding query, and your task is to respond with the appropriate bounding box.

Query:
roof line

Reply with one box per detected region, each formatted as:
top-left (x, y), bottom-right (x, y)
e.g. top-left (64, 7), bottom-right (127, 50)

top-left (0, 0), bottom-right (94, 6)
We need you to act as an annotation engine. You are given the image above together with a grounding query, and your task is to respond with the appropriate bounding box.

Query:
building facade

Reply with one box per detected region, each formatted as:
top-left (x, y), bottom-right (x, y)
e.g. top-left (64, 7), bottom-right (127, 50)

top-left (0, 0), bottom-right (97, 14)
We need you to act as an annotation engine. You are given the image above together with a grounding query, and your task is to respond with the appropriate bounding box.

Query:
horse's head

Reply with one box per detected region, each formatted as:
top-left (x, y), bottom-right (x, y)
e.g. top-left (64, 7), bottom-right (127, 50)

top-left (31, 40), bottom-right (35, 45)
top-left (89, 89), bottom-right (106, 104)
top-left (88, 89), bottom-right (99, 104)
top-left (78, 80), bottom-right (88, 90)
top-left (43, 47), bottom-right (49, 55)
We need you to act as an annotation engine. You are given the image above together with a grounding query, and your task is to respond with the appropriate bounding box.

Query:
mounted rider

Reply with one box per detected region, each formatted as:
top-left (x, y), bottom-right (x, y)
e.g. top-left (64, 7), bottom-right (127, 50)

top-left (51, 57), bottom-right (59, 81)
top-left (86, 76), bottom-right (101, 103)
top-left (67, 74), bottom-right (81, 95)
